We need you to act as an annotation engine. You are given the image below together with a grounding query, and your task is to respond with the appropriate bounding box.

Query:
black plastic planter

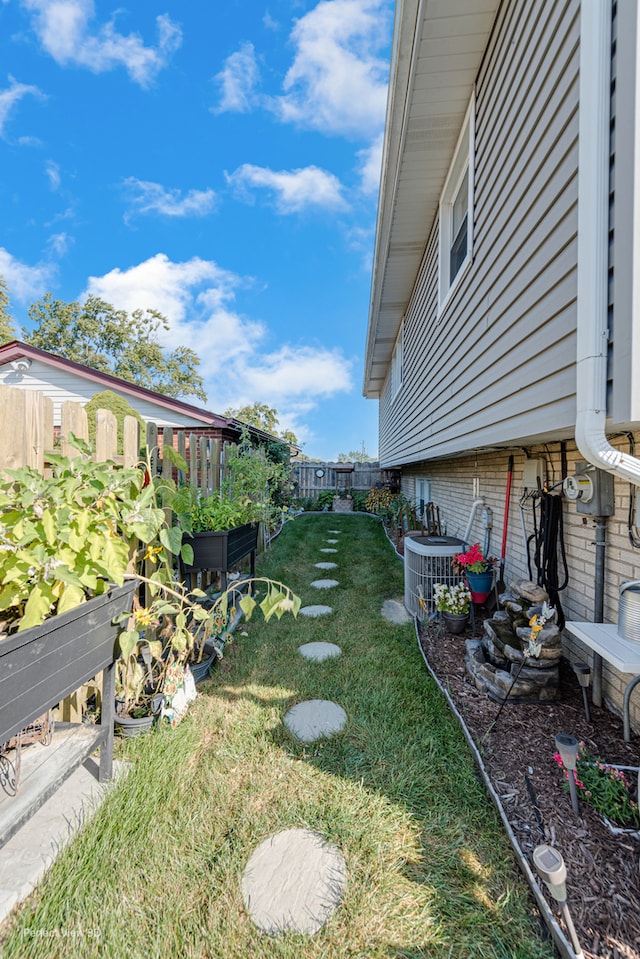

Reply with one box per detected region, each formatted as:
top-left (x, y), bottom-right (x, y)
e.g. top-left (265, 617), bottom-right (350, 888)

top-left (0, 580), bottom-right (137, 779)
top-left (181, 524), bottom-right (258, 585)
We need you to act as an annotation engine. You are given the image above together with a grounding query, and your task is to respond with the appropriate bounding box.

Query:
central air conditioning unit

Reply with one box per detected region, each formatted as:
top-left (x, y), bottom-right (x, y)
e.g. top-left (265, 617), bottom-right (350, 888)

top-left (404, 535), bottom-right (466, 619)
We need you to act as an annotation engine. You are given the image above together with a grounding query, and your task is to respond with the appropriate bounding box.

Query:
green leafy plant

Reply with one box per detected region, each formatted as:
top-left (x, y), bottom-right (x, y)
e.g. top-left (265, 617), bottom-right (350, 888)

top-left (554, 742), bottom-right (640, 828)
top-left (0, 435), bottom-right (300, 721)
top-left (0, 440), bottom-right (171, 633)
top-left (315, 489), bottom-right (336, 511)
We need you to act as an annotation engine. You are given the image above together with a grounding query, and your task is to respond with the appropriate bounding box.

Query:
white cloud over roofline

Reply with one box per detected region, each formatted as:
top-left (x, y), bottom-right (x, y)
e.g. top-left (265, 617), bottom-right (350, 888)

top-left (21, 0), bottom-right (181, 87)
top-left (274, 0), bottom-right (390, 139)
top-left (83, 253), bottom-right (354, 424)
top-left (0, 247), bottom-right (55, 303)
top-left (226, 164), bottom-right (348, 214)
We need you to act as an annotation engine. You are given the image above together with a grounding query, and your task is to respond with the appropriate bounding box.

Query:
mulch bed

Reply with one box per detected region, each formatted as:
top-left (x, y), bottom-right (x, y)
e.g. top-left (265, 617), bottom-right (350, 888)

top-left (418, 613), bottom-right (640, 959)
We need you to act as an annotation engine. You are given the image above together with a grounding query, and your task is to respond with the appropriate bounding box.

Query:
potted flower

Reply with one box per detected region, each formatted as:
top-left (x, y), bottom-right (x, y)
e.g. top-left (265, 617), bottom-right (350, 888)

top-left (452, 543), bottom-right (496, 603)
top-left (434, 581), bottom-right (472, 634)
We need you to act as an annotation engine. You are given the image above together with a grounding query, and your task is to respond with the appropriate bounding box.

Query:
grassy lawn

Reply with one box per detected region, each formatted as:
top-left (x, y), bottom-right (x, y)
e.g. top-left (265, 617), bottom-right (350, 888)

top-left (0, 514), bottom-right (553, 958)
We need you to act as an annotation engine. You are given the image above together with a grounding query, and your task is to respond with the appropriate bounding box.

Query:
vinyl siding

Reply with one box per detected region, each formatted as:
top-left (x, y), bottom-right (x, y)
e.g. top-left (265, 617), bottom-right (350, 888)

top-left (0, 361), bottom-right (208, 428)
top-left (379, 0), bottom-right (580, 467)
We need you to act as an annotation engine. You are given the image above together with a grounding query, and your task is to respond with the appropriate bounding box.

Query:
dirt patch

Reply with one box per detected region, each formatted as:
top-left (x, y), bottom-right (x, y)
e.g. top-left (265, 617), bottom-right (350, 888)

top-left (419, 615), bottom-right (640, 959)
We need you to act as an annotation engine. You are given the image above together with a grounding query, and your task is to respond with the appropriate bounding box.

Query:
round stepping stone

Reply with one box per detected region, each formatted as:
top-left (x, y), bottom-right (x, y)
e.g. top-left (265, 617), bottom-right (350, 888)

top-left (310, 579), bottom-right (339, 589)
top-left (299, 605), bottom-right (333, 618)
top-left (241, 828), bottom-right (347, 936)
top-left (320, 548), bottom-right (338, 553)
top-left (299, 642), bottom-right (342, 662)
top-left (285, 699), bottom-right (347, 742)
top-left (328, 530), bottom-right (341, 534)
top-left (315, 562), bottom-right (338, 570)
top-left (381, 599), bottom-right (412, 625)
top-left (326, 539), bottom-right (339, 544)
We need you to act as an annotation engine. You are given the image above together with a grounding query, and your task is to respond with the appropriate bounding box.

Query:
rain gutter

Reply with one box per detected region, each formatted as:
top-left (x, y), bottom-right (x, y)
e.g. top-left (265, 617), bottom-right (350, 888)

top-left (575, 0), bottom-right (640, 485)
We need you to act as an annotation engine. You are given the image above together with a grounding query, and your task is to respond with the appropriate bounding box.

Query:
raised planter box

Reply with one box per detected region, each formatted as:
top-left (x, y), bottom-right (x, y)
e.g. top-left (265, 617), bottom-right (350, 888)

top-left (0, 580), bottom-right (137, 799)
top-left (181, 523), bottom-right (258, 582)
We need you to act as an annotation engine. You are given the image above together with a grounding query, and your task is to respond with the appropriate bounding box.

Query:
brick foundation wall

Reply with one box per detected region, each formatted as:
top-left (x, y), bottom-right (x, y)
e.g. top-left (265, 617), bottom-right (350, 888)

top-left (402, 435), bottom-right (640, 730)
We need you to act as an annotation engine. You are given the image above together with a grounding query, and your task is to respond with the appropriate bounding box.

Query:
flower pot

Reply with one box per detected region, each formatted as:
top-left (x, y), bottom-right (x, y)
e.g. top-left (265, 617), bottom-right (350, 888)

top-left (114, 712), bottom-right (156, 738)
top-left (442, 612), bottom-right (469, 635)
top-left (181, 524), bottom-right (258, 575)
top-left (465, 571), bottom-right (493, 604)
top-left (0, 581), bottom-right (137, 747)
top-left (190, 651), bottom-right (216, 683)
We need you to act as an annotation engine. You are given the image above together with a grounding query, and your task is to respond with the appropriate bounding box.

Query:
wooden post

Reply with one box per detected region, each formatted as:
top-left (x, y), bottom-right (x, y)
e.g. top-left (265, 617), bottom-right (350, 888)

top-left (122, 415), bottom-right (140, 468)
top-left (189, 433), bottom-right (198, 489)
top-left (0, 385), bottom-right (26, 472)
top-left (95, 409), bottom-right (118, 462)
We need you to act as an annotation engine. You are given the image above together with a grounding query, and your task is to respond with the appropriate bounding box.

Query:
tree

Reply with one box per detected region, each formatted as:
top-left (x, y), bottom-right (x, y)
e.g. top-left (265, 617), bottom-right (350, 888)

top-left (24, 293), bottom-right (207, 402)
top-left (226, 402), bottom-right (279, 435)
top-left (225, 402), bottom-right (300, 447)
top-left (337, 443), bottom-right (376, 463)
top-left (0, 276), bottom-right (15, 344)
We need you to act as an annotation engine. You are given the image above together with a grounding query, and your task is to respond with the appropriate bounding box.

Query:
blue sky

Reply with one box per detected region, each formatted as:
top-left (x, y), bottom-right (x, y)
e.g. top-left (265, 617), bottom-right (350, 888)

top-left (0, 0), bottom-right (393, 460)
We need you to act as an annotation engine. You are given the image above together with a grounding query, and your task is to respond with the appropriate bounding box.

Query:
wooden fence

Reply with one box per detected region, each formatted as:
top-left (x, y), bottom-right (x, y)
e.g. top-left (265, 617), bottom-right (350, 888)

top-left (0, 383), bottom-right (230, 490)
top-left (293, 461), bottom-right (387, 500)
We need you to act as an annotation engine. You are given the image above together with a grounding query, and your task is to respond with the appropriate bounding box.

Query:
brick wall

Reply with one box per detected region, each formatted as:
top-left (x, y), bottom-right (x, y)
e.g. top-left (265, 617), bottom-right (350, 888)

top-left (402, 434), bottom-right (640, 729)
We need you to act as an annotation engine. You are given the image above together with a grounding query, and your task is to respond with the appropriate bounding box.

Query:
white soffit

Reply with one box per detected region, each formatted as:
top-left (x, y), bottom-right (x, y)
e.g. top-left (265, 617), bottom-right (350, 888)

top-left (364, 0), bottom-right (500, 397)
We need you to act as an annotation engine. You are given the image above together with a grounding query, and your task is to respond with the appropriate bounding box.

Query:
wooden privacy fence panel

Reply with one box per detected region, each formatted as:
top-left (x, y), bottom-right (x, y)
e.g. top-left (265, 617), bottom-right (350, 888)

top-left (294, 462), bottom-right (384, 500)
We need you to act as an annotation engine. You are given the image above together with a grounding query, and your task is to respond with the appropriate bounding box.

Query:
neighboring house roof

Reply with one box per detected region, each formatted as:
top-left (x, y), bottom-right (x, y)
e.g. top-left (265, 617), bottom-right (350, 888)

top-left (0, 340), bottom-right (290, 449)
top-left (363, 0), bottom-right (500, 398)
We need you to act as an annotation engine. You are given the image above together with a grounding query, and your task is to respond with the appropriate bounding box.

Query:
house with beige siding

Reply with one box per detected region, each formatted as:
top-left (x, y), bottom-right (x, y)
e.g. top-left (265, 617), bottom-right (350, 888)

top-left (364, 0), bottom-right (640, 728)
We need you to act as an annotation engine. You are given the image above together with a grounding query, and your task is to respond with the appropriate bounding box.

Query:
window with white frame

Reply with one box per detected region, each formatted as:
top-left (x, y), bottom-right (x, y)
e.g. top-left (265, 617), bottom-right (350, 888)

top-left (391, 321), bottom-right (403, 399)
top-left (415, 478), bottom-right (431, 519)
top-left (438, 94), bottom-right (475, 313)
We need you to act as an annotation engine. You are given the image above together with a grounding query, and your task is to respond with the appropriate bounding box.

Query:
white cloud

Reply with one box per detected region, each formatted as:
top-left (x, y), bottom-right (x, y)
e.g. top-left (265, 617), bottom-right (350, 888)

top-left (46, 232), bottom-right (72, 257)
top-left (226, 163), bottom-right (348, 214)
top-left (0, 247), bottom-right (55, 303)
top-left (22, 1), bottom-right (182, 87)
top-left (0, 75), bottom-right (44, 138)
top-left (122, 178), bottom-right (217, 220)
top-left (212, 42), bottom-right (260, 114)
top-left (45, 159), bottom-right (61, 190)
top-left (357, 131), bottom-right (383, 195)
top-left (83, 253), bottom-right (354, 426)
top-left (273, 0), bottom-right (390, 138)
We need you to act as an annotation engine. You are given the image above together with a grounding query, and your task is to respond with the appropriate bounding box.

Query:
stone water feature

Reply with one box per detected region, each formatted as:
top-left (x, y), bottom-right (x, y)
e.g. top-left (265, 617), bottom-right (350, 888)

top-left (465, 580), bottom-right (562, 704)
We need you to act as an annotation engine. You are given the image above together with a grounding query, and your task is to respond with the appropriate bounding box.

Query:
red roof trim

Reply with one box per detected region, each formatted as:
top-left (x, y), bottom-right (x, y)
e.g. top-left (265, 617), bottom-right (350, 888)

top-left (0, 340), bottom-right (227, 426)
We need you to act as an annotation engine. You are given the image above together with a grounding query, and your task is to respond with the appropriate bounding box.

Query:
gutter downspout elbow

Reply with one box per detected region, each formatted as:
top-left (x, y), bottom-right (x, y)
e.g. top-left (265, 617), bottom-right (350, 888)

top-left (576, 0), bottom-right (640, 487)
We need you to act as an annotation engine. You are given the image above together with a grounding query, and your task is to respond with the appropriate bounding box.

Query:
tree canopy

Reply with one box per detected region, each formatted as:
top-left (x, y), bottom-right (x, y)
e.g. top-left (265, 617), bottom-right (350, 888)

top-left (337, 443), bottom-right (376, 463)
top-left (24, 293), bottom-right (207, 402)
top-left (225, 402), bottom-right (299, 447)
top-left (0, 276), bottom-right (15, 345)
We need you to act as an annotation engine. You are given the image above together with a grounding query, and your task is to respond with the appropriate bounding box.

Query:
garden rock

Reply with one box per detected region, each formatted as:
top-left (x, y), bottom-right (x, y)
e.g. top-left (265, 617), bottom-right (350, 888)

top-left (381, 599), bottom-right (412, 625)
top-left (241, 828), bottom-right (347, 936)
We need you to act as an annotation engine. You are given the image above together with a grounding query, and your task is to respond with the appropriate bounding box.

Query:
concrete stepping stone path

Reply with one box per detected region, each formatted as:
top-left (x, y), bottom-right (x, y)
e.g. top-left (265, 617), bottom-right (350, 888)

top-left (326, 538), bottom-right (339, 544)
top-left (320, 548), bottom-right (338, 553)
top-left (241, 828), bottom-right (347, 936)
top-left (298, 642), bottom-right (342, 662)
top-left (315, 562), bottom-right (338, 570)
top-left (299, 605), bottom-right (333, 617)
top-left (284, 699), bottom-right (347, 742)
top-left (310, 579), bottom-right (339, 589)
top-left (381, 599), bottom-right (412, 625)
top-left (328, 530), bottom-right (341, 534)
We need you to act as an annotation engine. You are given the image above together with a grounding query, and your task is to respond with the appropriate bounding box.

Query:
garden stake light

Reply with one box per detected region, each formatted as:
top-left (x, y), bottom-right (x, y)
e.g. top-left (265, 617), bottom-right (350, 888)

top-left (572, 662), bottom-right (591, 723)
top-left (555, 733), bottom-right (580, 815)
top-left (533, 844), bottom-right (585, 959)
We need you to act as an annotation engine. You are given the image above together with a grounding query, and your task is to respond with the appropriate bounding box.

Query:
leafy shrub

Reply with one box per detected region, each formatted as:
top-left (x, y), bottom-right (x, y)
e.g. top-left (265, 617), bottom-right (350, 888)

top-left (554, 743), bottom-right (640, 827)
top-left (351, 489), bottom-right (369, 511)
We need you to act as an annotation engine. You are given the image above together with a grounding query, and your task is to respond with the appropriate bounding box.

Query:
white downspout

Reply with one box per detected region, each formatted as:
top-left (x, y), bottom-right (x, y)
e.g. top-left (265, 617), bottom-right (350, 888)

top-left (576, 0), bottom-right (640, 485)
